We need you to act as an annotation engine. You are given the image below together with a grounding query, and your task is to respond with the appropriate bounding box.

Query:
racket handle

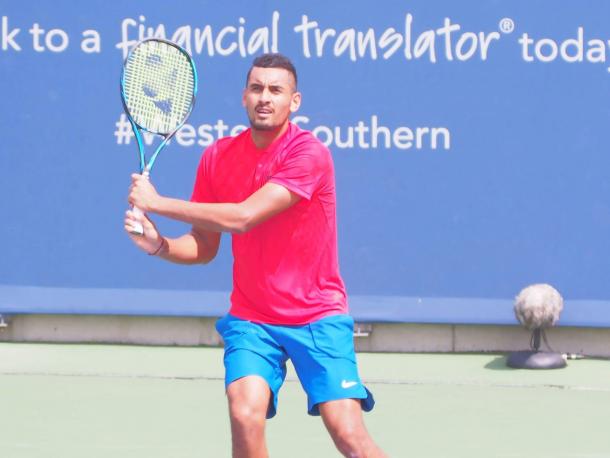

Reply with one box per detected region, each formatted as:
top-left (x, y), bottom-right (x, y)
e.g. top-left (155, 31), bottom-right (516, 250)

top-left (129, 169), bottom-right (150, 236)
top-left (130, 206), bottom-right (145, 235)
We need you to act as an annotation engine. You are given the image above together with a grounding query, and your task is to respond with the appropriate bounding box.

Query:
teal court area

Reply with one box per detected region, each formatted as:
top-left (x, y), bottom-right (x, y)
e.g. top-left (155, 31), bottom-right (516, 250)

top-left (1, 343), bottom-right (610, 458)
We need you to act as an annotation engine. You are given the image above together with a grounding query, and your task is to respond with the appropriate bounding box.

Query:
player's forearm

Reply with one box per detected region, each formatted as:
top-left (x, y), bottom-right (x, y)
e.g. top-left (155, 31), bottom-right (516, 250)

top-left (153, 197), bottom-right (251, 233)
top-left (157, 232), bottom-right (216, 264)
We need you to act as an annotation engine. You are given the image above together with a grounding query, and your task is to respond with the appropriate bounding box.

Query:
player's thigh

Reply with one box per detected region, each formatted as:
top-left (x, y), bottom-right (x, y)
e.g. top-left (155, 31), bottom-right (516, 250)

top-left (216, 315), bottom-right (288, 418)
top-left (320, 399), bottom-right (386, 457)
top-left (319, 398), bottom-right (368, 437)
top-left (227, 375), bottom-right (271, 421)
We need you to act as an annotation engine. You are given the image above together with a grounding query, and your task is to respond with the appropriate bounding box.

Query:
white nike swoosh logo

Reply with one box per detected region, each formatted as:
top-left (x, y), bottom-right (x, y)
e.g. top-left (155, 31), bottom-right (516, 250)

top-left (341, 380), bottom-right (358, 389)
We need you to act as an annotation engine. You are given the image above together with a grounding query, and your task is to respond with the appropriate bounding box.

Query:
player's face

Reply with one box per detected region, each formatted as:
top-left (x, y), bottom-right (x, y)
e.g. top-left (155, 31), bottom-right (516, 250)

top-left (243, 67), bottom-right (301, 132)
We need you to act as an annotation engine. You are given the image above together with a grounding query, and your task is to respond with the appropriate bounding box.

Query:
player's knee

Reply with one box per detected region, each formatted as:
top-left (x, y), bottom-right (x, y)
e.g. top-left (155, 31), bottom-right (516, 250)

top-left (331, 424), bottom-right (369, 457)
top-left (229, 401), bottom-right (266, 430)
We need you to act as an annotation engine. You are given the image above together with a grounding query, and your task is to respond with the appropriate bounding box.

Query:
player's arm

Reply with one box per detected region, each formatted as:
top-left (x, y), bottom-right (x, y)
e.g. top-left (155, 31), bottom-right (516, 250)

top-left (159, 182), bottom-right (299, 233)
top-left (158, 227), bottom-right (221, 264)
top-left (125, 210), bottom-right (220, 264)
top-left (129, 174), bottom-right (301, 233)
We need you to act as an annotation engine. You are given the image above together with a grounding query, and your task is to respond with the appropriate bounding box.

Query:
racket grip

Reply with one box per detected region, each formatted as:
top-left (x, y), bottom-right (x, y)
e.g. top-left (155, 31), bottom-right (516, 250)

top-left (129, 169), bottom-right (150, 236)
top-left (130, 206), bottom-right (145, 235)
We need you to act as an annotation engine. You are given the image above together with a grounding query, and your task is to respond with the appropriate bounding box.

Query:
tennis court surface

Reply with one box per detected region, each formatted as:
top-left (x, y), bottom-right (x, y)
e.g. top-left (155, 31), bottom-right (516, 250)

top-left (1, 343), bottom-right (610, 457)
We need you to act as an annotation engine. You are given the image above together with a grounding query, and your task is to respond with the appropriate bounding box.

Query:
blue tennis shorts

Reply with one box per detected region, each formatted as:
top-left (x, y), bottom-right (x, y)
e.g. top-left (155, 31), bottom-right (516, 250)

top-left (215, 313), bottom-right (375, 419)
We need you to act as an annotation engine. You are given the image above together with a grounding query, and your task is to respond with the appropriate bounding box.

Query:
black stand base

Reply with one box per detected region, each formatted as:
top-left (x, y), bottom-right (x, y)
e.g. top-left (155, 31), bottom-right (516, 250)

top-left (506, 351), bottom-right (567, 369)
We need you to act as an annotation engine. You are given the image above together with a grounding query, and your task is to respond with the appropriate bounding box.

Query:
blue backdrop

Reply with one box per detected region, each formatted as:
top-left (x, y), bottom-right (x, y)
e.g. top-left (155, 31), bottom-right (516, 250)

top-left (2, 1), bottom-right (610, 319)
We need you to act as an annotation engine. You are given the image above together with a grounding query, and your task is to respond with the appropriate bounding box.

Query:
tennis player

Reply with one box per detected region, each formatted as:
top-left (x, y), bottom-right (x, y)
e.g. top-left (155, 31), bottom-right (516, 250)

top-left (126, 53), bottom-right (386, 458)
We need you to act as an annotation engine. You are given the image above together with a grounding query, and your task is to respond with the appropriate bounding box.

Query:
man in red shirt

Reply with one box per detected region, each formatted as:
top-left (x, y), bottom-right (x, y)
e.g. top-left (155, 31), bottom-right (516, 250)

top-left (126, 53), bottom-right (386, 458)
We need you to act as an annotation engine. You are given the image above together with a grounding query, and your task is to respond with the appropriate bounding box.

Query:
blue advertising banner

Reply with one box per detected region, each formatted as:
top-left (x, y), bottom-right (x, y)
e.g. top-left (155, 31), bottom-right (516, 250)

top-left (1, 1), bottom-right (609, 322)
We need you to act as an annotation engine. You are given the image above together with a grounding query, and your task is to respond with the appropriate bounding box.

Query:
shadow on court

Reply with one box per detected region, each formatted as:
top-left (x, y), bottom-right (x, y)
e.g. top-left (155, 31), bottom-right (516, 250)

top-left (484, 355), bottom-right (513, 371)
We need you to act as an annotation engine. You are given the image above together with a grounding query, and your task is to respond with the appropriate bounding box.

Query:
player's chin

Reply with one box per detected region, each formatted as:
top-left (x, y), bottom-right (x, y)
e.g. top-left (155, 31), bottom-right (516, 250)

top-left (249, 119), bottom-right (281, 131)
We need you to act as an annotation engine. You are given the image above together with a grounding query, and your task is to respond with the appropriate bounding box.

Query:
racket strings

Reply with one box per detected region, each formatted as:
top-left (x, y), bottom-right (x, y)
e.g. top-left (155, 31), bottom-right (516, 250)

top-left (123, 40), bottom-right (195, 134)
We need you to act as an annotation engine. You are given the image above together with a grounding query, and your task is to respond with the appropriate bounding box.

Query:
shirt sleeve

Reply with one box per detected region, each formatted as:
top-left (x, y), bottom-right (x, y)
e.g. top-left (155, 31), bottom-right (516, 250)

top-left (190, 146), bottom-right (217, 203)
top-left (268, 138), bottom-right (331, 201)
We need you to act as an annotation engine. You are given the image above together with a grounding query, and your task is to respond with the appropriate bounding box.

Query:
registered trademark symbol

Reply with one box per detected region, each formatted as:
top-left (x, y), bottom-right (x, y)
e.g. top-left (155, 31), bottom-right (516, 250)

top-left (499, 18), bottom-right (515, 34)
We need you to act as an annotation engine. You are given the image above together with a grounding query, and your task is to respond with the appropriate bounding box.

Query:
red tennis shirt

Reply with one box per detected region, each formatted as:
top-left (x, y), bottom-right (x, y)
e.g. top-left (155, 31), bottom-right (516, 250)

top-left (190, 122), bottom-right (348, 325)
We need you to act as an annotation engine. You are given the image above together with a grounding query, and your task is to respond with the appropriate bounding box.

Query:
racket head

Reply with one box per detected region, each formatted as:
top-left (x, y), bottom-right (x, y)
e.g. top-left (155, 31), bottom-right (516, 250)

top-left (120, 39), bottom-right (197, 136)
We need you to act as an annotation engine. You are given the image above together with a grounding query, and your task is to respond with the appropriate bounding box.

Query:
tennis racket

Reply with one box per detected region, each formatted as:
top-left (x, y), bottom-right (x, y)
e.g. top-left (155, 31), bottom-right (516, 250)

top-left (120, 38), bottom-right (198, 235)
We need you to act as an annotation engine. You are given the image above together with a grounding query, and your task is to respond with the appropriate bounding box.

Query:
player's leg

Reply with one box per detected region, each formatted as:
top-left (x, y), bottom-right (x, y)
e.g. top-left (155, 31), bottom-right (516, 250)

top-left (216, 315), bottom-right (288, 458)
top-left (227, 375), bottom-right (271, 458)
top-left (270, 314), bottom-right (385, 456)
top-left (319, 398), bottom-right (386, 458)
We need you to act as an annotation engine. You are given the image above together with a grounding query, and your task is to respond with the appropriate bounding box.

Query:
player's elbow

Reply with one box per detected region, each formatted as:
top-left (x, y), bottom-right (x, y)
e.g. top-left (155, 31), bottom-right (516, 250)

top-left (230, 206), bottom-right (256, 234)
top-left (198, 253), bottom-right (217, 265)
top-left (230, 220), bottom-right (252, 234)
top-left (191, 229), bottom-right (221, 264)
top-left (196, 245), bottom-right (219, 264)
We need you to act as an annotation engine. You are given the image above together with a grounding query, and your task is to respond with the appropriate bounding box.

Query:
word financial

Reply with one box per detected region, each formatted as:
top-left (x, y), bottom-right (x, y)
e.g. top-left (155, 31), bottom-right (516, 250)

top-left (115, 13), bottom-right (500, 63)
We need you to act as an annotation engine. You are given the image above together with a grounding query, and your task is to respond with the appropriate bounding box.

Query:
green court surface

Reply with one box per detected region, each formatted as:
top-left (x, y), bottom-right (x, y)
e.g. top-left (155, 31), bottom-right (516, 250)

top-left (1, 343), bottom-right (610, 458)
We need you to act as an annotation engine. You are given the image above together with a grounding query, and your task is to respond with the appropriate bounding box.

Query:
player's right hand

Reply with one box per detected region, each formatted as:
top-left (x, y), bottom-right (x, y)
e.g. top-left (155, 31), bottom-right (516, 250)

top-left (124, 210), bottom-right (166, 255)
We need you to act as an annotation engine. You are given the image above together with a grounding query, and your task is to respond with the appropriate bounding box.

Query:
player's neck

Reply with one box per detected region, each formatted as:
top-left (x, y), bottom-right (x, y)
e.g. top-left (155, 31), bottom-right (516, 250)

top-left (250, 122), bottom-right (290, 150)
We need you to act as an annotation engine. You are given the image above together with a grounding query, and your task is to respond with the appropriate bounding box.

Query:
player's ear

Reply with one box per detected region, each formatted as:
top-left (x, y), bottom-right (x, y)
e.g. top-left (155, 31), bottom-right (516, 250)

top-left (290, 91), bottom-right (301, 113)
top-left (242, 88), bottom-right (247, 108)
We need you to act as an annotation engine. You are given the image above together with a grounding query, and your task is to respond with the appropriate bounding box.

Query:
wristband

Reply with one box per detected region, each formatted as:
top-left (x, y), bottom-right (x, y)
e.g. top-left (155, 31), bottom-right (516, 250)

top-left (148, 237), bottom-right (166, 256)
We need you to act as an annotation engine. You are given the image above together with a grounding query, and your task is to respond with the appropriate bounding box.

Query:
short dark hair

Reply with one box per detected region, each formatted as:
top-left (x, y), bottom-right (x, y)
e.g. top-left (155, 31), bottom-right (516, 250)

top-left (246, 53), bottom-right (298, 89)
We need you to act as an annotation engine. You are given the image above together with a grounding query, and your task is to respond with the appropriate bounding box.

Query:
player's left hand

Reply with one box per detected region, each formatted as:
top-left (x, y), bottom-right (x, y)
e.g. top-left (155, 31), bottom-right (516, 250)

top-left (124, 209), bottom-right (166, 254)
top-left (129, 173), bottom-right (161, 213)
